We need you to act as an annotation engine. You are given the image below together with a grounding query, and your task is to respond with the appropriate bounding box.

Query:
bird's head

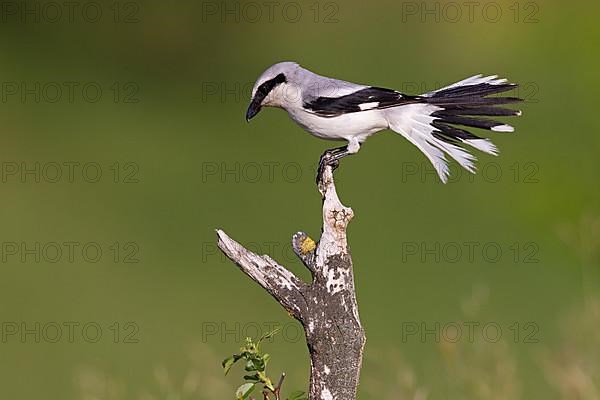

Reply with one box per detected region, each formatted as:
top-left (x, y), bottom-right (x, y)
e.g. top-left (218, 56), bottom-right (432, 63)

top-left (246, 61), bottom-right (302, 121)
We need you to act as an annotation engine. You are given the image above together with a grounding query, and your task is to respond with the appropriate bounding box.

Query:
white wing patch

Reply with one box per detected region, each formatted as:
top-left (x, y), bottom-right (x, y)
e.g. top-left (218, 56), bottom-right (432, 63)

top-left (358, 102), bottom-right (380, 111)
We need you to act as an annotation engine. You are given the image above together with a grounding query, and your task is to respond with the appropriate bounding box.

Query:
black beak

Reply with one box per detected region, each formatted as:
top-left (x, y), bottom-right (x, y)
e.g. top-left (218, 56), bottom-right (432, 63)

top-left (246, 97), bottom-right (262, 122)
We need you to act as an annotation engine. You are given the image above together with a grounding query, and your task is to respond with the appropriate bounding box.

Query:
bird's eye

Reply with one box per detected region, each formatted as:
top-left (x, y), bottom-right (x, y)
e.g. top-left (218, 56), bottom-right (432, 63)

top-left (258, 84), bottom-right (270, 96)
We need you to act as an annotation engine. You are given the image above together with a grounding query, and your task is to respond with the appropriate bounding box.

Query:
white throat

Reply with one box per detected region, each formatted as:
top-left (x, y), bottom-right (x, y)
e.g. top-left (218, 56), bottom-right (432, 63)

top-left (263, 83), bottom-right (303, 109)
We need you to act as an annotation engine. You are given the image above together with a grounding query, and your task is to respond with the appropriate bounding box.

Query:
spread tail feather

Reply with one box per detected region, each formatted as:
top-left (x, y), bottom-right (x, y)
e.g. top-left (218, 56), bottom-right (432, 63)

top-left (386, 75), bottom-right (523, 183)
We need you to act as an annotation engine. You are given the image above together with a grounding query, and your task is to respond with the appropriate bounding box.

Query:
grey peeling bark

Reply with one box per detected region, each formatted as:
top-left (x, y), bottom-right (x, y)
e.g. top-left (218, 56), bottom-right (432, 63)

top-left (216, 165), bottom-right (365, 400)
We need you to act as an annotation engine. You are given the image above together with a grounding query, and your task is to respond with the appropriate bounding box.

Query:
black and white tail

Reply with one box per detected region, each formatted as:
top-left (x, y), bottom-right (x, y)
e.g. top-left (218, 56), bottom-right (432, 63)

top-left (385, 75), bottom-right (523, 183)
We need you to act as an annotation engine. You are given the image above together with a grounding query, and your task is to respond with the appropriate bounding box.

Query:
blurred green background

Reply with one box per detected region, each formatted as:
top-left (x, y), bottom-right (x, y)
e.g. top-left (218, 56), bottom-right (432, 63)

top-left (1, 0), bottom-right (599, 399)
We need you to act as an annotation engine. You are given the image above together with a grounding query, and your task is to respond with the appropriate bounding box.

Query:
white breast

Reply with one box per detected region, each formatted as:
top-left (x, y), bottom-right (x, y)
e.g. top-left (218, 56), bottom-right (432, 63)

top-left (286, 108), bottom-right (389, 143)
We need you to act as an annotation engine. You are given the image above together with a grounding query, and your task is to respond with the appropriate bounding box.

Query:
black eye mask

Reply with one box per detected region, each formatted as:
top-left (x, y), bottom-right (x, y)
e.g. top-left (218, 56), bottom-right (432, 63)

top-left (254, 73), bottom-right (287, 104)
top-left (246, 73), bottom-right (287, 121)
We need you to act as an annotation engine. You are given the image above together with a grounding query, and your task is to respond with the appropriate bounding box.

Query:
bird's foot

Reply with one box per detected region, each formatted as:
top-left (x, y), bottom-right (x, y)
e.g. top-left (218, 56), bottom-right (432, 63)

top-left (316, 149), bottom-right (341, 185)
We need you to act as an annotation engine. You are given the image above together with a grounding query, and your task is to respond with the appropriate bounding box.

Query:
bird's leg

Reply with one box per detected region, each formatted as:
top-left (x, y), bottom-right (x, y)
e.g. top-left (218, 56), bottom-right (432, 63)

top-left (316, 146), bottom-right (351, 184)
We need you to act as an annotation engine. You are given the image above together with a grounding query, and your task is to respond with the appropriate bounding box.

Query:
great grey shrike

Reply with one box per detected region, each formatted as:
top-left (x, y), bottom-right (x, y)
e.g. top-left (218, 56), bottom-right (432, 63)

top-left (246, 61), bottom-right (522, 183)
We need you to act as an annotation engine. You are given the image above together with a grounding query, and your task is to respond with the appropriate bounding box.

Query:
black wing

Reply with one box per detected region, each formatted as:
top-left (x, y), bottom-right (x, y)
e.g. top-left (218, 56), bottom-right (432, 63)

top-left (304, 87), bottom-right (420, 117)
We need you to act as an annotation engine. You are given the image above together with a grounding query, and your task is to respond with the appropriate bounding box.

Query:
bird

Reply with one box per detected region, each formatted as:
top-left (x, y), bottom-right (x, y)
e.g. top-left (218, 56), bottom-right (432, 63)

top-left (245, 61), bottom-right (522, 183)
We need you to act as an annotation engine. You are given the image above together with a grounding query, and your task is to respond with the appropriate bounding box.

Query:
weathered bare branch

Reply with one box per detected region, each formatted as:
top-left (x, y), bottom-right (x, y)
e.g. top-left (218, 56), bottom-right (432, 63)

top-left (216, 165), bottom-right (365, 400)
top-left (216, 229), bottom-right (309, 319)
